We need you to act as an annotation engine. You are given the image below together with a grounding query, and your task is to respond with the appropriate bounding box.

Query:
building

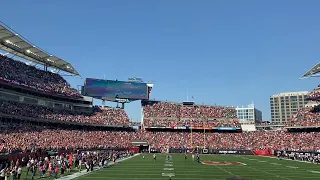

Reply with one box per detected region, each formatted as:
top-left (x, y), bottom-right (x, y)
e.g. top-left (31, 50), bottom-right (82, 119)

top-left (236, 104), bottom-right (262, 124)
top-left (270, 91), bottom-right (309, 123)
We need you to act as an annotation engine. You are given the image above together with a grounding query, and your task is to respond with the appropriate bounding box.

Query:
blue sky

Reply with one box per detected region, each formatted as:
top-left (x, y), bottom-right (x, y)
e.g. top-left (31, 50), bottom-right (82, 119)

top-left (1, 0), bottom-right (320, 122)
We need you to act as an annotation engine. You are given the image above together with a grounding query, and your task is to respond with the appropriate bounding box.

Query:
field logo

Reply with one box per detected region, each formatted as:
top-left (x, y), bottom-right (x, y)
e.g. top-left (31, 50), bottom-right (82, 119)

top-left (202, 161), bottom-right (246, 166)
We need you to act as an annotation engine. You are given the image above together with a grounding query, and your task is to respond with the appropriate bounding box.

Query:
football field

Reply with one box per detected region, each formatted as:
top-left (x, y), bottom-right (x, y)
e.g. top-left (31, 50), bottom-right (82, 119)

top-left (76, 154), bottom-right (320, 180)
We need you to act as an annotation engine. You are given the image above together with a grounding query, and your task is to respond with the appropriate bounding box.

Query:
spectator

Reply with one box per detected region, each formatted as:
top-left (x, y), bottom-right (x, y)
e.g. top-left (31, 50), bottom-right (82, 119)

top-left (1, 121), bottom-right (320, 153)
top-left (286, 105), bottom-right (320, 127)
top-left (0, 100), bottom-right (130, 126)
top-left (143, 102), bottom-right (239, 127)
top-left (0, 55), bottom-right (81, 99)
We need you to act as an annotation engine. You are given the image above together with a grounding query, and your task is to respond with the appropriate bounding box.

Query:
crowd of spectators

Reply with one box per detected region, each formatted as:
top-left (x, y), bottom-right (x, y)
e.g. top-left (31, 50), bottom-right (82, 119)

top-left (1, 55), bottom-right (320, 156)
top-left (180, 105), bottom-right (236, 118)
top-left (0, 100), bottom-right (130, 126)
top-left (146, 130), bottom-right (320, 153)
top-left (143, 102), bottom-right (236, 118)
top-left (0, 54), bottom-right (81, 98)
top-left (308, 86), bottom-right (320, 100)
top-left (0, 149), bottom-right (133, 180)
top-left (143, 119), bottom-right (240, 127)
top-left (286, 105), bottom-right (320, 127)
top-left (143, 102), bottom-right (238, 127)
top-left (0, 121), bottom-right (136, 153)
top-left (285, 82), bottom-right (320, 127)
top-left (1, 121), bottom-right (320, 154)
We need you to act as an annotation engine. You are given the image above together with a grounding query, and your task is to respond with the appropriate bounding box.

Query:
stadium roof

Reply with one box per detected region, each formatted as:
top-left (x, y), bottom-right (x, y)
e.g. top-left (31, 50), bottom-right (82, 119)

top-left (300, 62), bottom-right (320, 79)
top-left (0, 23), bottom-right (80, 76)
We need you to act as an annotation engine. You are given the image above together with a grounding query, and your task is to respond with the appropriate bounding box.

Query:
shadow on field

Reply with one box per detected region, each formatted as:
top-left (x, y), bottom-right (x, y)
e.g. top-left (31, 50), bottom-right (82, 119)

top-left (226, 176), bottom-right (252, 180)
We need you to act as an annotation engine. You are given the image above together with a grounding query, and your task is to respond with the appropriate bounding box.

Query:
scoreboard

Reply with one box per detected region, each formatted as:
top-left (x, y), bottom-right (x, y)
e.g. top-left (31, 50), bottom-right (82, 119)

top-left (83, 78), bottom-right (148, 100)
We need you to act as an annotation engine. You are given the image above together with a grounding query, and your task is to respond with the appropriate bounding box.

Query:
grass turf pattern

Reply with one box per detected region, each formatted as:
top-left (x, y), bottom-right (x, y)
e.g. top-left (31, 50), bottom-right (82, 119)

top-left (75, 154), bottom-right (320, 180)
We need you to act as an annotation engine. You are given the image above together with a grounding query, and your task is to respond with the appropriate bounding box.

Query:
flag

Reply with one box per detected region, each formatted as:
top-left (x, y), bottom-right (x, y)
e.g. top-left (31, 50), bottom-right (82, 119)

top-left (69, 153), bottom-right (73, 166)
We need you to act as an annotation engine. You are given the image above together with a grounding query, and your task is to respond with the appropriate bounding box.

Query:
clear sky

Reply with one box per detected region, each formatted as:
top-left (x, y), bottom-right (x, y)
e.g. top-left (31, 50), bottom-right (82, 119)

top-left (1, 0), bottom-right (320, 122)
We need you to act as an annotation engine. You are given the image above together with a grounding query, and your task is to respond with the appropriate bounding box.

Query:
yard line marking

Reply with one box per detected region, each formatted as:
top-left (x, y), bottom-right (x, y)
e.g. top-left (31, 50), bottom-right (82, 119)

top-left (162, 155), bottom-right (175, 178)
top-left (244, 165), bottom-right (293, 180)
top-left (265, 156), bottom-right (315, 164)
top-left (59, 153), bottom-right (140, 180)
top-left (258, 161), bottom-right (267, 163)
top-left (249, 159), bottom-right (257, 161)
top-left (212, 164), bottom-right (238, 176)
top-left (286, 166), bottom-right (299, 169)
top-left (161, 173), bottom-right (175, 177)
top-left (164, 164), bottom-right (173, 167)
top-left (208, 157), bottom-right (240, 178)
top-left (213, 155), bottom-right (292, 180)
top-left (270, 163), bottom-right (281, 166)
top-left (307, 170), bottom-right (320, 174)
top-left (163, 168), bottom-right (175, 171)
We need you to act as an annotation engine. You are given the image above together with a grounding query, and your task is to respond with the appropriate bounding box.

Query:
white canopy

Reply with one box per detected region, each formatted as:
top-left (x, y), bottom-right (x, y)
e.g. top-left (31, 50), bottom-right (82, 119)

top-left (300, 62), bottom-right (320, 79)
top-left (0, 23), bottom-right (80, 76)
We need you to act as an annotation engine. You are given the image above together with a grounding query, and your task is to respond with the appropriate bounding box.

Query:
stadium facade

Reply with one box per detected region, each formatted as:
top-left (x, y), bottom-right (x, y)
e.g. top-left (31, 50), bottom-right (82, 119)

top-left (270, 91), bottom-right (308, 123)
top-left (235, 104), bottom-right (262, 124)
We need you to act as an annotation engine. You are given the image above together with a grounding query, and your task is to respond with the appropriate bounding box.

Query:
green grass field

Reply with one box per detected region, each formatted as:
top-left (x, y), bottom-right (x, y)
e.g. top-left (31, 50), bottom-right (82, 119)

top-left (75, 154), bottom-right (320, 180)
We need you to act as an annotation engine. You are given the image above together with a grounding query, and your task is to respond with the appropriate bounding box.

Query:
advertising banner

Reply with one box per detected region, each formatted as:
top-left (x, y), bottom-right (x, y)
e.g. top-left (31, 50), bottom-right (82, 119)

top-left (252, 149), bottom-right (274, 156)
top-left (275, 150), bottom-right (320, 156)
top-left (168, 148), bottom-right (254, 155)
top-left (217, 127), bottom-right (237, 130)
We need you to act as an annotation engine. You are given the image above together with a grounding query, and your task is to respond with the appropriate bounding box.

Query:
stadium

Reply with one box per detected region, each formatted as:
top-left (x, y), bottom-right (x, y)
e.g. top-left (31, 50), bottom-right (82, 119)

top-left (0, 19), bottom-right (320, 180)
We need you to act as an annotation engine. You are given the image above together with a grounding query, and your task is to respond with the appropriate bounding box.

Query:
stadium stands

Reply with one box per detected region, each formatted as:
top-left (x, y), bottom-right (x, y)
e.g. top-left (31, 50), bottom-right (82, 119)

top-left (307, 86), bottom-right (320, 100)
top-left (143, 119), bottom-right (240, 127)
top-left (142, 101), bottom-right (239, 127)
top-left (0, 55), bottom-right (81, 98)
top-left (148, 130), bottom-right (320, 152)
top-left (0, 99), bottom-right (130, 126)
top-left (0, 54), bottom-right (319, 156)
top-left (1, 32), bottom-right (320, 176)
top-left (0, 121), bottom-right (135, 153)
top-left (1, 120), bottom-right (320, 154)
top-left (286, 105), bottom-right (320, 127)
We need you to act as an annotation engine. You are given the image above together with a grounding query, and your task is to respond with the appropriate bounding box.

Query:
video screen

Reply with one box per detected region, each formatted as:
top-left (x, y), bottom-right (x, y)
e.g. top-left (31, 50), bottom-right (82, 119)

top-left (84, 78), bottom-right (148, 100)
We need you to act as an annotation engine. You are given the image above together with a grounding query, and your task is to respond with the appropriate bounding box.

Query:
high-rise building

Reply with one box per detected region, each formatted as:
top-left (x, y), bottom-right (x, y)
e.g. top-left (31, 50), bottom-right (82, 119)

top-left (270, 91), bottom-right (309, 123)
top-left (236, 104), bottom-right (262, 124)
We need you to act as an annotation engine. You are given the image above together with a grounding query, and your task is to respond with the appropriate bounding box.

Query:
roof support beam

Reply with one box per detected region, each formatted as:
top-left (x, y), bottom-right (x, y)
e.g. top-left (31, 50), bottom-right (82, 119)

top-left (0, 34), bottom-right (16, 41)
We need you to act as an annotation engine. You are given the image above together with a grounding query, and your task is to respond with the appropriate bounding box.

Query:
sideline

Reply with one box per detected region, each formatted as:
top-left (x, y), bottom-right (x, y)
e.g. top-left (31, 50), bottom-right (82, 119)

top-left (264, 156), bottom-right (315, 164)
top-left (58, 153), bottom-right (140, 180)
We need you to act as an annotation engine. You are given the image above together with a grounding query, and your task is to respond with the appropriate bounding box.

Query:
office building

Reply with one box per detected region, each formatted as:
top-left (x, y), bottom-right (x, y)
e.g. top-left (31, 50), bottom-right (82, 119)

top-left (270, 91), bottom-right (309, 123)
top-left (236, 104), bottom-right (262, 124)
